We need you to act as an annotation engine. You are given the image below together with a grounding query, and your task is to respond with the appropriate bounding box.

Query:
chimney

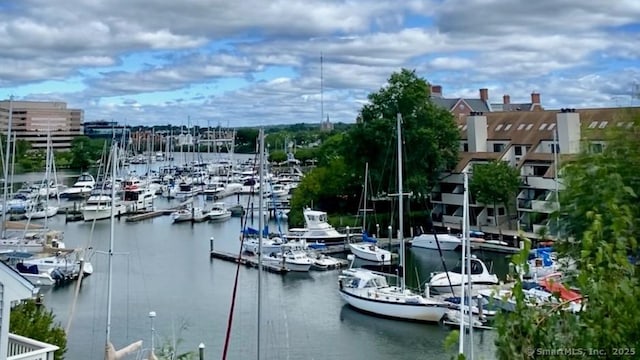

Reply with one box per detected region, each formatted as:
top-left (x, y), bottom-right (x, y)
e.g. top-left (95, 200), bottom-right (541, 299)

top-left (431, 85), bottom-right (442, 97)
top-left (503, 94), bottom-right (510, 105)
top-left (531, 92), bottom-right (540, 104)
top-left (479, 88), bottom-right (489, 102)
top-left (467, 113), bottom-right (488, 152)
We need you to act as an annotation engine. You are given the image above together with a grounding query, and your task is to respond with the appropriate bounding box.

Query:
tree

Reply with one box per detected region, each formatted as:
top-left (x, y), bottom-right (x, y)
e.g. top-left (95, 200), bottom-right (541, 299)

top-left (345, 68), bottom-right (459, 197)
top-left (469, 160), bottom-right (521, 229)
top-left (10, 299), bottom-right (67, 359)
top-left (69, 136), bottom-right (107, 170)
top-left (494, 109), bottom-right (640, 359)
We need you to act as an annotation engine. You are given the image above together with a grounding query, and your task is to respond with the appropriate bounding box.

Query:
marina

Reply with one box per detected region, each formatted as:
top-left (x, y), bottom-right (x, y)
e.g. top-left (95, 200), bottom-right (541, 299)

top-left (1, 155), bottom-right (515, 359)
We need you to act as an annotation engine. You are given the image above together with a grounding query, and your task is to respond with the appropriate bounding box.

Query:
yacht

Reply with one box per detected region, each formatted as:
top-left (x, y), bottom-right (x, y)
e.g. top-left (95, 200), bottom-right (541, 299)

top-left (284, 208), bottom-right (347, 244)
top-left (171, 207), bottom-right (206, 223)
top-left (428, 256), bottom-right (499, 295)
top-left (60, 173), bottom-right (95, 199)
top-left (263, 249), bottom-right (313, 272)
top-left (82, 189), bottom-right (126, 221)
top-left (410, 233), bottom-right (461, 251)
top-left (205, 202), bottom-right (232, 222)
top-left (122, 178), bottom-right (156, 212)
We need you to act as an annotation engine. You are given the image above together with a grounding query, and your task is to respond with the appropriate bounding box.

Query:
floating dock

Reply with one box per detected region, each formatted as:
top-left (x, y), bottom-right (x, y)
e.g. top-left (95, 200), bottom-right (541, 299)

top-left (209, 249), bottom-right (289, 274)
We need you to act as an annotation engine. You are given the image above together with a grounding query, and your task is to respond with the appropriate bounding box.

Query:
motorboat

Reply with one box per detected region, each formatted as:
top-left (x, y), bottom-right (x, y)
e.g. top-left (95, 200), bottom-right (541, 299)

top-left (284, 208), bottom-right (347, 244)
top-left (60, 173), bottom-right (95, 199)
top-left (348, 233), bottom-right (392, 264)
top-left (20, 252), bottom-right (93, 276)
top-left (428, 256), bottom-right (499, 295)
top-left (206, 202), bottom-right (232, 222)
top-left (410, 233), bottom-right (461, 251)
top-left (263, 250), bottom-right (312, 272)
top-left (171, 207), bottom-right (206, 223)
top-left (82, 189), bottom-right (126, 221)
top-left (242, 236), bottom-right (283, 255)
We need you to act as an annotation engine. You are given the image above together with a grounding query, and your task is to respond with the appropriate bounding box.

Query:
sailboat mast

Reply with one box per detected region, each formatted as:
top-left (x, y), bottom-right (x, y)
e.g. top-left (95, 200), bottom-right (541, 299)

top-left (363, 162), bottom-right (368, 233)
top-left (466, 171), bottom-right (474, 359)
top-left (320, 53), bottom-right (324, 125)
top-left (1, 95), bottom-right (13, 238)
top-left (44, 125), bottom-right (51, 229)
top-left (459, 171), bottom-right (468, 354)
top-left (396, 113), bottom-right (406, 291)
top-left (257, 128), bottom-right (265, 360)
top-left (105, 144), bottom-right (117, 355)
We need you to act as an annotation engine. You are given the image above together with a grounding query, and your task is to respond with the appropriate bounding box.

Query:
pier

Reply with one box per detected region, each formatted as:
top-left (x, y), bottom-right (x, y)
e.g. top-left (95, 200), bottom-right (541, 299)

top-left (209, 238), bottom-right (288, 274)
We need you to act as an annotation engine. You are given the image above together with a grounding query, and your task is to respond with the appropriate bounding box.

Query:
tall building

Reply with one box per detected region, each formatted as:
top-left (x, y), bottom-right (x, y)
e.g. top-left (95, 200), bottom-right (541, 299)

top-left (0, 100), bottom-right (83, 150)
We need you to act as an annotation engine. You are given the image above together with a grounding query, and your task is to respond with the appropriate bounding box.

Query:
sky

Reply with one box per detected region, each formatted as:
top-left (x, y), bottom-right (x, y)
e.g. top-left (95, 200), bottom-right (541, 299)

top-left (0, 0), bottom-right (639, 127)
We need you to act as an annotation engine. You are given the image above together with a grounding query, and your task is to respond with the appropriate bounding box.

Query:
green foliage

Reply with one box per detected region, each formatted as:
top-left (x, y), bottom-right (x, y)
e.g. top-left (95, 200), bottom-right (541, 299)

top-left (69, 136), bottom-right (107, 170)
top-left (15, 139), bottom-right (31, 158)
top-left (235, 128), bottom-right (259, 153)
top-left (470, 160), bottom-right (521, 227)
top-left (154, 320), bottom-right (195, 360)
top-left (346, 68), bottom-right (459, 197)
top-left (268, 149), bottom-right (287, 163)
top-left (10, 299), bottom-right (67, 359)
top-left (288, 157), bottom-right (357, 226)
top-left (494, 109), bottom-right (640, 359)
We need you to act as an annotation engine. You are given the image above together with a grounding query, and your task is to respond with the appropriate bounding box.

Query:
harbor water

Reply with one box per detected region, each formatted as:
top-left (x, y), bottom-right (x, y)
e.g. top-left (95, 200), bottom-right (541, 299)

top-left (18, 156), bottom-right (507, 359)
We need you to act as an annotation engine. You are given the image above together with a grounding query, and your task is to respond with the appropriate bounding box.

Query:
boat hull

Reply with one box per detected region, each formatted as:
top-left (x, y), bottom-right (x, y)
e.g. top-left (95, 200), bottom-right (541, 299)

top-left (410, 234), bottom-right (460, 250)
top-left (339, 289), bottom-right (449, 322)
top-left (348, 243), bottom-right (392, 264)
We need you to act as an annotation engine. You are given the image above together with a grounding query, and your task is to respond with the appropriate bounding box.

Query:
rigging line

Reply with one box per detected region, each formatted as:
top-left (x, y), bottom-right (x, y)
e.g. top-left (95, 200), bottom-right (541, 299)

top-left (65, 141), bottom-right (110, 334)
top-left (222, 148), bottom-right (260, 360)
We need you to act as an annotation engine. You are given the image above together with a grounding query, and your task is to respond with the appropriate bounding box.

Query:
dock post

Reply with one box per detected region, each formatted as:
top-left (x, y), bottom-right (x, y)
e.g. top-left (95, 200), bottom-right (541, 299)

top-left (191, 207), bottom-right (195, 224)
top-left (210, 237), bottom-right (214, 254)
top-left (198, 343), bottom-right (205, 360)
top-left (345, 226), bottom-right (350, 252)
top-left (376, 223), bottom-right (380, 239)
top-left (388, 225), bottom-right (392, 251)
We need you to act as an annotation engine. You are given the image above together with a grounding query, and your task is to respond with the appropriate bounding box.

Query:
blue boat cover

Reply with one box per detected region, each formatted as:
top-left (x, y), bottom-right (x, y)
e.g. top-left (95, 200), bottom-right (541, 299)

top-left (362, 231), bottom-right (377, 243)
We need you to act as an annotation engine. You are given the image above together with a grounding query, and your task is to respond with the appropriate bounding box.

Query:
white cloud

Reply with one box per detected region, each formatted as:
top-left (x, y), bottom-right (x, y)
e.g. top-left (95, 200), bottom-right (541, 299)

top-left (0, 0), bottom-right (638, 126)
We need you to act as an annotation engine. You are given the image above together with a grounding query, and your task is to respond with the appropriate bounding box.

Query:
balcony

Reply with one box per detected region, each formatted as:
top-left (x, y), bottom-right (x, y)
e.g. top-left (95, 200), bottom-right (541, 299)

top-left (7, 333), bottom-right (59, 360)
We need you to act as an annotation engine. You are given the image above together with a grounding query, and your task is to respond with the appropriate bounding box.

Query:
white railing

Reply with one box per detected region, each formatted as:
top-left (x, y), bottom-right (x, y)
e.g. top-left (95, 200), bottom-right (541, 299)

top-left (7, 333), bottom-right (59, 360)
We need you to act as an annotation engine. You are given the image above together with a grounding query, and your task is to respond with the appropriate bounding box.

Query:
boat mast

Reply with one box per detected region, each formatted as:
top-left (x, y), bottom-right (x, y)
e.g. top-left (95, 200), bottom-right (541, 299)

top-left (465, 169), bottom-right (474, 359)
top-left (257, 128), bottom-right (265, 360)
top-left (363, 162), bottom-right (368, 234)
top-left (459, 170), bottom-right (468, 354)
top-left (105, 143), bottom-right (117, 356)
top-left (396, 113), bottom-right (406, 291)
top-left (1, 95), bottom-right (13, 239)
top-left (44, 124), bottom-right (51, 229)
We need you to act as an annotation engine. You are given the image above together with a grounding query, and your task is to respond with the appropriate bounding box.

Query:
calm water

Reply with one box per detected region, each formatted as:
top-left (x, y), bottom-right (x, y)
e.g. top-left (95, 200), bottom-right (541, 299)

top-left (24, 156), bottom-right (507, 359)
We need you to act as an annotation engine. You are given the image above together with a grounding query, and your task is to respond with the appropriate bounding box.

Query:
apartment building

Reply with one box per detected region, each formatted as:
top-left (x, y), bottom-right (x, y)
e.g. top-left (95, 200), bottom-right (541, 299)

top-left (0, 100), bottom-right (83, 150)
top-left (430, 85), bottom-right (543, 118)
top-left (430, 107), bottom-right (638, 239)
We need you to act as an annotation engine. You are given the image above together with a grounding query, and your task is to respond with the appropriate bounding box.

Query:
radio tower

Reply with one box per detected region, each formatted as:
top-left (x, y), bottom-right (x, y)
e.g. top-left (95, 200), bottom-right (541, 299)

top-left (320, 52), bottom-right (324, 125)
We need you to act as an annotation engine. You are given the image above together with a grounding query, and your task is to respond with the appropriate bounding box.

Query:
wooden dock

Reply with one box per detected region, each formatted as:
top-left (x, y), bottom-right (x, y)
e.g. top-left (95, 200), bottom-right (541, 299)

top-left (209, 249), bottom-right (289, 274)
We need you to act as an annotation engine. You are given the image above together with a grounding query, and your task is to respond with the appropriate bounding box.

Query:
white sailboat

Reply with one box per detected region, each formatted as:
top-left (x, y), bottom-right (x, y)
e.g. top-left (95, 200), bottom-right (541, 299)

top-left (348, 162), bottom-right (391, 264)
top-left (338, 114), bottom-right (450, 323)
top-left (26, 129), bottom-right (59, 219)
top-left (103, 144), bottom-right (148, 360)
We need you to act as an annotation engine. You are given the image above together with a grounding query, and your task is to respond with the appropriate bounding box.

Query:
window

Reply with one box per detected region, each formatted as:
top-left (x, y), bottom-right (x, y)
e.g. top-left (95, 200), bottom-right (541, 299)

top-left (462, 124), bottom-right (468, 131)
top-left (525, 123), bottom-right (533, 131)
top-left (517, 123), bottom-right (526, 130)
top-left (487, 208), bottom-right (494, 216)
top-left (588, 121), bottom-right (598, 128)
top-left (493, 143), bottom-right (505, 152)
top-left (590, 143), bottom-right (604, 153)
top-left (539, 123), bottom-right (548, 130)
top-left (504, 123), bottom-right (512, 131)
top-left (495, 124), bottom-right (504, 131)
top-left (463, 143), bottom-right (469, 152)
top-left (598, 121), bottom-right (608, 129)
top-left (515, 146), bottom-right (523, 156)
top-left (547, 123), bottom-right (556, 130)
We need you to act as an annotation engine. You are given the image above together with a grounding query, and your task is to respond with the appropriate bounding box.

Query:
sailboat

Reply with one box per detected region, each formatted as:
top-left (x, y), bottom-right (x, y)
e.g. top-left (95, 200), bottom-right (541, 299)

top-left (103, 143), bottom-right (149, 360)
top-left (348, 162), bottom-right (392, 264)
top-left (27, 129), bottom-right (59, 219)
top-left (338, 114), bottom-right (450, 322)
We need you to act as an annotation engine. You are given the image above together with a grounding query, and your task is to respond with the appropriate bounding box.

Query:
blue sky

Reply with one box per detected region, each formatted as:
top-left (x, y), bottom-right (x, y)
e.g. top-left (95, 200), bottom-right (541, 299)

top-left (0, 0), bottom-right (639, 126)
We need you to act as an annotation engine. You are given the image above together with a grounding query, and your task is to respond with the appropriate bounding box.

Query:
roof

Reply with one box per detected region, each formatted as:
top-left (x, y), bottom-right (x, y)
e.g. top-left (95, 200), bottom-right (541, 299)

top-left (431, 97), bottom-right (490, 112)
top-left (454, 152), bottom-right (501, 172)
top-left (0, 260), bottom-right (37, 297)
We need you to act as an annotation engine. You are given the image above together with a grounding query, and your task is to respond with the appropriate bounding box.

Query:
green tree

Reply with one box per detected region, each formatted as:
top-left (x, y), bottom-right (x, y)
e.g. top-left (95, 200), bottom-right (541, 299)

top-left (268, 149), bottom-right (287, 163)
top-left (235, 128), bottom-right (259, 153)
top-left (10, 299), bottom-right (67, 359)
top-left (494, 109), bottom-right (640, 359)
top-left (69, 136), bottom-right (106, 170)
top-left (346, 68), bottom-right (459, 197)
top-left (469, 160), bottom-right (521, 229)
